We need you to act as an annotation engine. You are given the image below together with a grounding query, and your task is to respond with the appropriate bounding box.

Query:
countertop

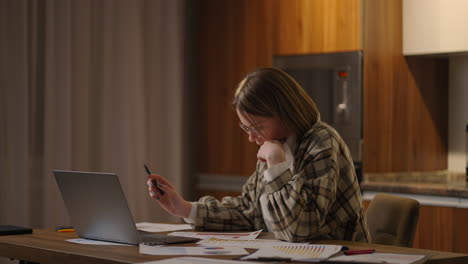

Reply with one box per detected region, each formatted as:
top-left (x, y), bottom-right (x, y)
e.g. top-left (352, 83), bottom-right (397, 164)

top-left (361, 171), bottom-right (468, 198)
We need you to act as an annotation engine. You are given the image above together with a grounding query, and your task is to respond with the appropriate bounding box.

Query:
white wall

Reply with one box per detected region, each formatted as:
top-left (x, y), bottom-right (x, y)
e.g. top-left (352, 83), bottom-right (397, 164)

top-left (448, 56), bottom-right (468, 173)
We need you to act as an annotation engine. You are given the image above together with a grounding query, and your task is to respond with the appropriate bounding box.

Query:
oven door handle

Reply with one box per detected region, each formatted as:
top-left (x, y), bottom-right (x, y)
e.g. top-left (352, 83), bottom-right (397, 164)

top-left (334, 77), bottom-right (350, 124)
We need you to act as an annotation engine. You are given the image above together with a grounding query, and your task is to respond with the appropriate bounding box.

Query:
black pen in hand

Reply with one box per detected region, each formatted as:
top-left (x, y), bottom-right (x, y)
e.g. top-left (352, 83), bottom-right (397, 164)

top-left (144, 164), bottom-right (165, 195)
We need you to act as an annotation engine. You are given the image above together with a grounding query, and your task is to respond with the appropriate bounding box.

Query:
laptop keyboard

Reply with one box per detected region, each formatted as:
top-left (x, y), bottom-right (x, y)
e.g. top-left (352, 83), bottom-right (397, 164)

top-left (139, 233), bottom-right (200, 245)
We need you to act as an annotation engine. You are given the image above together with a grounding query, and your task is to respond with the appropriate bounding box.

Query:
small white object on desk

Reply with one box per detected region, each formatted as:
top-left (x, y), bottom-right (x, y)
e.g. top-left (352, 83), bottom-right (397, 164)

top-left (139, 244), bottom-right (248, 256)
top-left (66, 238), bottom-right (133, 246)
top-left (240, 244), bottom-right (342, 262)
top-left (168, 230), bottom-right (262, 240)
top-left (136, 222), bottom-right (192, 233)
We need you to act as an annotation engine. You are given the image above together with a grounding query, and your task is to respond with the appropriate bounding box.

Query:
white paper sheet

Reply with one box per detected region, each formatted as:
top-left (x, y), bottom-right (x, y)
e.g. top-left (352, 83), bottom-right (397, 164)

top-left (168, 230), bottom-right (262, 240)
top-left (198, 237), bottom-right (304, 249)
top-left (136, 222), bottom-right (192, 233)
top-left (241, 244), bottom-right (342, 262)
top-left (139, 244), bottom-right (249, 256)
top-left (137, 256), bottom-right (261, 264)
top-left (328, 252), bottom-right (426, 264)
top-left (66, 238), bottom-right (133, 246)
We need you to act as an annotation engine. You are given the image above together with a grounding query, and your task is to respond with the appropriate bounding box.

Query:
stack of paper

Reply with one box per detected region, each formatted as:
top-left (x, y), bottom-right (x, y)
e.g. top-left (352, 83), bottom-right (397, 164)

top-left (198, 237), bottom-right (306, 249)
top-left (139, 245), bottom-right (248, 256)
top-left (240, 244), bottom-right (343, 262)
top-left (136, 225), bottom-right (427, 264)
top-left (168, 230), bottom-right (262, 240)
top-left (139, 230), bottom-right (262, 256)
top-left (136, 222), bottom-right (193, 233)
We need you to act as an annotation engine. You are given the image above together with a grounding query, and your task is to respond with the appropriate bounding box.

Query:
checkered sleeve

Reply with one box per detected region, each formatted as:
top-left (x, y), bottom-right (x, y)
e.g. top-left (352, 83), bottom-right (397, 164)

top-left (262, 132), bottom-right (342, 242)
top-left (191, 170), bottom-right (259, 231)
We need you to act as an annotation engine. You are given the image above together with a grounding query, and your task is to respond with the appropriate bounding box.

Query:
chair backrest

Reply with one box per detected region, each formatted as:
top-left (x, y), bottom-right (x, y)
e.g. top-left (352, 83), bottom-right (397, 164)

top-left (366, 193), bottom-right (420, 247)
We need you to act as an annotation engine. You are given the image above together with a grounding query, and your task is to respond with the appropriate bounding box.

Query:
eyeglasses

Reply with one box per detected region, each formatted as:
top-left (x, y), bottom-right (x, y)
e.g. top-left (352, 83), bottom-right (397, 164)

top-left (238, 122), bottom-right (264, 137)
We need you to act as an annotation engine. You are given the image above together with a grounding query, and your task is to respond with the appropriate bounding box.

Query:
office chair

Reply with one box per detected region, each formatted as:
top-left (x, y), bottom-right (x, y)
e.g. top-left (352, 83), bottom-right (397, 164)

top-left (366, 193), bottom-right (420, 247)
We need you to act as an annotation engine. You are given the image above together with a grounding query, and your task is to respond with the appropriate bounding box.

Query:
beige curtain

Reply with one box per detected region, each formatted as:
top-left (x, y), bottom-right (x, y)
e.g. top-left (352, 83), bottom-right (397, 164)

top-left (0, 0), bottom-right (196, 233)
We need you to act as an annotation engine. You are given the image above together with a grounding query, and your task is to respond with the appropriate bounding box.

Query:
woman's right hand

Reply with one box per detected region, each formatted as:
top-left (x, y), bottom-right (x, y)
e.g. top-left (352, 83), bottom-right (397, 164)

top-left (147, 174), bottom-right (192, 218)
top-left (257, 140), bottom-right (287, 168)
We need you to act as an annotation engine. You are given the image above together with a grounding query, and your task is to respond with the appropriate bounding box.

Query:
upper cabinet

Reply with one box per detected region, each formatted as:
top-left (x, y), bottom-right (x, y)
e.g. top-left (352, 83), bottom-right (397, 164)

top-left (403, 0), bottom-right (468, 55)
top-left (273, 0), bottom-right (362, 55)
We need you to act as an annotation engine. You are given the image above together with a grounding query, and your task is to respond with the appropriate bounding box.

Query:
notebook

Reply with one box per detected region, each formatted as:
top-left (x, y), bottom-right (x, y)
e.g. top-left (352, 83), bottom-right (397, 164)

top-left (53, 170), bottom-right (198, 245)
top-left (0, 225), bottom-right (33, 236)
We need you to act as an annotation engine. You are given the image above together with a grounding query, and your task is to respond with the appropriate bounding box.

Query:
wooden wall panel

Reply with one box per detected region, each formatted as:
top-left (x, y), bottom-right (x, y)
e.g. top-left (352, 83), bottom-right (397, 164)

top-left (412, 206), bottom-right (455, 252)
top-left (198, 0), bottom-right (363, 177)
top-left (454, 207), bottom-right (468, 253)
top-left (412, 206), bottom-right (468, 254)
top-left (273, 0), bottom-right (361, 54)
top-left (363, 0), bottom-right (448, 172)
top-left (198, 0), bottom-right (273, 176)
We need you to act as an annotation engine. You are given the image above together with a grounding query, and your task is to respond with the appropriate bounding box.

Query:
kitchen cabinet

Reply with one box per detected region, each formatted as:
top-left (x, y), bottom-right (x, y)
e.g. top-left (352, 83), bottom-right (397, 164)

top-left (273, 0), bottom-right (361, 54)
top-left (363, 0), bottom-right (448, 172)
top-left (403, 0), bottom-right (468, 55)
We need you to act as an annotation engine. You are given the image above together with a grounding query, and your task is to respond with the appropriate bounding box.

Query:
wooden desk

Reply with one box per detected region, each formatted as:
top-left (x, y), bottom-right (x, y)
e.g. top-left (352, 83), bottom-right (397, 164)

top-left (0, 229), bottom-right (467, 264)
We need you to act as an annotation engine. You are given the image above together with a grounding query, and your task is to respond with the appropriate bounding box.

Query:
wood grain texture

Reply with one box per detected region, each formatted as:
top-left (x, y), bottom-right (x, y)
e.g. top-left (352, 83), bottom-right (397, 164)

top-left (363, 0), bottom-right (448, 172)
top-left (410, 205), bottom-right (468, 254)
top-left (412, 205), bottom-right (455, 252)
top-left (197, 0), bottom-right (363, 176)
top-left (197, 0), bottom-right (273, 175)
top-left (454, 207), bottom-right (468, 253)
top-left (273, 0), bottom-right (361, 54)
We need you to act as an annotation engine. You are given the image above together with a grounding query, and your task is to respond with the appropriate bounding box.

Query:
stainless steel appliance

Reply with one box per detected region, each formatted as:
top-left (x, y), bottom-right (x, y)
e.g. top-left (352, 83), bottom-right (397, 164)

top-left (274, 51), bottom-right (363, 182)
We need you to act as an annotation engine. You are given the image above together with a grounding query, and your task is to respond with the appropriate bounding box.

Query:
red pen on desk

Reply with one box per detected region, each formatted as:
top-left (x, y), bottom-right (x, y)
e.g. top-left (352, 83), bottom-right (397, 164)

top-left (345, 249), bottom-right (375, 255)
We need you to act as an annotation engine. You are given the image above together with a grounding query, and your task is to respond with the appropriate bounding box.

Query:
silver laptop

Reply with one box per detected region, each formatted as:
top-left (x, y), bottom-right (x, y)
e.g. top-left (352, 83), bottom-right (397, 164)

top-left (53, 170), bottom-right (198, 245)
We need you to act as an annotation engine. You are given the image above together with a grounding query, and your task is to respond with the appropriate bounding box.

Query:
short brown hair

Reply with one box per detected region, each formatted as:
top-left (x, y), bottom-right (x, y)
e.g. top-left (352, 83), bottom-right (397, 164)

top-left (233, 68), bottom-right (320, 137)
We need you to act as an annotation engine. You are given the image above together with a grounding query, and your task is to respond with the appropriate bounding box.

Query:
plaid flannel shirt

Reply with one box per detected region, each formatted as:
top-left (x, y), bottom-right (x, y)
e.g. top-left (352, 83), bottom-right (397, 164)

top-left (192, 121), bottom-right (370, 243)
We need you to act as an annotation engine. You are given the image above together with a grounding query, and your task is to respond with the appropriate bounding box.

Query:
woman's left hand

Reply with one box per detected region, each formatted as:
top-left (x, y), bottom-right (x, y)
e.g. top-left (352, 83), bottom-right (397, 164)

top-left (257, 140), bottom-right (286, 168)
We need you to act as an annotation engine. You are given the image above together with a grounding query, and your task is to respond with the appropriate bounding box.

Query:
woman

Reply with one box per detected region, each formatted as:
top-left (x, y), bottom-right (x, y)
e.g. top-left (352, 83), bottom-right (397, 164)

top-left (148, 68), bottom-right (370, 242)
